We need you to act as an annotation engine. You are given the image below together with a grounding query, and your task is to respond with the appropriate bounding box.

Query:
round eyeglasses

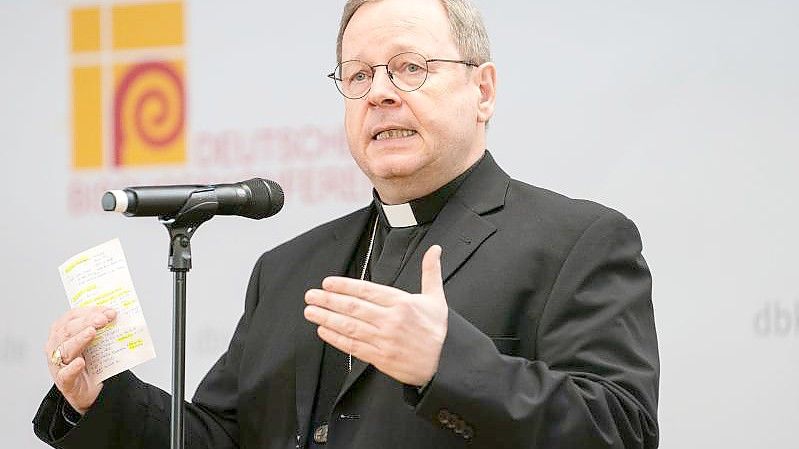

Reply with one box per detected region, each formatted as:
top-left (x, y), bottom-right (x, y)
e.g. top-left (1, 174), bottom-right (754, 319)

top-left (327, 52), bottom-right (478, 99)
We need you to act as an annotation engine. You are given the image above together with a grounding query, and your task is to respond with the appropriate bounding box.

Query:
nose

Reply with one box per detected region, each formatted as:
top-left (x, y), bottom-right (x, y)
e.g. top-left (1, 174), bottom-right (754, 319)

top-left (366, 66), bottom-right (401, 107)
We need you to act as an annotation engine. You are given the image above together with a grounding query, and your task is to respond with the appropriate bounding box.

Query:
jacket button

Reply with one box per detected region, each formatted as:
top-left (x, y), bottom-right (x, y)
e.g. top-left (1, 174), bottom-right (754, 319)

top-left (462, 426), bottom-right (475, 440)
top-left (313, 424), bottom-right (328, 444)
top-left (454, 418), bottom-right (466, 434)
top-left (446, 416), bottom-right (459, 430)
top-left (437, 409), bottom-right (451, 425)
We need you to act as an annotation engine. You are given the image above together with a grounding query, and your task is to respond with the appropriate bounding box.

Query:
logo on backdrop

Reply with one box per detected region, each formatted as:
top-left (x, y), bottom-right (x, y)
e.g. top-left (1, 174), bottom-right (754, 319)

top-left (753, 300), bottom-right (799, 337)
top-left (70, 1), bottom-right (186, 169)
top-left (67, 1), bottom-right (368, 215)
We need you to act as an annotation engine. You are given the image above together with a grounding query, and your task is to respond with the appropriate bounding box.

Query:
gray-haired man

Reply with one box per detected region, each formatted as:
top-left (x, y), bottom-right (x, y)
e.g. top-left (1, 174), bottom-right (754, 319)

top-left (35, 1), bottom-right (659, 447)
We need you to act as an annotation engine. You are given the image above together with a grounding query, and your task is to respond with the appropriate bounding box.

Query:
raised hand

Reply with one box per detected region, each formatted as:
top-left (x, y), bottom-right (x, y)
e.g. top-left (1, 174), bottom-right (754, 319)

top-left (304, 245), bottom-right (448, 386)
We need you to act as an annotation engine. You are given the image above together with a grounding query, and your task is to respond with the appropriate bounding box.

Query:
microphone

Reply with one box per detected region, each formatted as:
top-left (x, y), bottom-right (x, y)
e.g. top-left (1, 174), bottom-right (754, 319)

top-left (102, 178), bottom-right (284, 220)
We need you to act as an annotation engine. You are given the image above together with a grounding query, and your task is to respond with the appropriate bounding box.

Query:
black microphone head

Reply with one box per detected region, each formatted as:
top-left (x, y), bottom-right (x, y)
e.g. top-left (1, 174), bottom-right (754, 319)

top-left (242, 178), bottom-right (284, 219)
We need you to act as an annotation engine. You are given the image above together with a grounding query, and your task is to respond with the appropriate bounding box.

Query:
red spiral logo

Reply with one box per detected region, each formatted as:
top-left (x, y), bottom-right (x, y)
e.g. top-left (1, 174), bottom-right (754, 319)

top-left (113, 61), bottom-right (185, 166)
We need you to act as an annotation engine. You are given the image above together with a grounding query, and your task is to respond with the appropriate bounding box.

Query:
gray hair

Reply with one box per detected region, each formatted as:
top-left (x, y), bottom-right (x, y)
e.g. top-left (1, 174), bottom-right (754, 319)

top-left (336, 0), bottom-right (491, 64)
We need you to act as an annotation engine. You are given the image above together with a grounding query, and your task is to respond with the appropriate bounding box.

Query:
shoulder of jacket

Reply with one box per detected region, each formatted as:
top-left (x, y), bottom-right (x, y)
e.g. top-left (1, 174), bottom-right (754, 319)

top-left (506, 178), bottom-right (627, 226)
top-left (258, 204), bottom-right (371, 261)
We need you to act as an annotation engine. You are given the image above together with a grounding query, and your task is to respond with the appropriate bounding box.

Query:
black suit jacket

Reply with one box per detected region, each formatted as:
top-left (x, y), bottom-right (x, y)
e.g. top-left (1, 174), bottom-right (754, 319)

top-left (34, 153), bottom-right (659, 448)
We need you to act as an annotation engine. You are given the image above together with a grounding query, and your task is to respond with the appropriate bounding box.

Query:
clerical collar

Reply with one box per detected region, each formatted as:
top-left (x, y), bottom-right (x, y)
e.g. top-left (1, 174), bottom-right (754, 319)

top-left (373, 154), bottom-right (484, 228)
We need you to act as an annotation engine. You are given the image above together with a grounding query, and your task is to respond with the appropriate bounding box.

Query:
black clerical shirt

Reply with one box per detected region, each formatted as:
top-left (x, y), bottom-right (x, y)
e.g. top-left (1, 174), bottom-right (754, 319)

top-left (306, 156), bottom-right (481, 447)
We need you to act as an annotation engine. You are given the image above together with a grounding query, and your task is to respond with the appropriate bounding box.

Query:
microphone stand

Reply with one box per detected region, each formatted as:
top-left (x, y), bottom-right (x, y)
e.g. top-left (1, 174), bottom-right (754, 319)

top-left (159, 189), bottom-right (217, 449)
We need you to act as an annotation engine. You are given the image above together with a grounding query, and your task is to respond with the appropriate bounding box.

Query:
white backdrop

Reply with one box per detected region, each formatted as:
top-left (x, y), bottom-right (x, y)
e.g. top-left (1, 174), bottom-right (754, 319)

top-left (1, 1), bottom-right (797, 448)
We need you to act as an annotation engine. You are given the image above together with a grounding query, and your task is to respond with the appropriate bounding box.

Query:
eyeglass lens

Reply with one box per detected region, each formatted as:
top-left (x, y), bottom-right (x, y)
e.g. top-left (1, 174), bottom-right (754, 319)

top-left (335, 52), bottom-right (429, 99)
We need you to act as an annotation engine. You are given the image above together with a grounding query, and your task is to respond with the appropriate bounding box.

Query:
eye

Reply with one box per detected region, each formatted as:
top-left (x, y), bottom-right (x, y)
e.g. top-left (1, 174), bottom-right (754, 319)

top-left (349, 71), bottom-right (371, 83)
top-left (400, 62), bottom-right (427, 76)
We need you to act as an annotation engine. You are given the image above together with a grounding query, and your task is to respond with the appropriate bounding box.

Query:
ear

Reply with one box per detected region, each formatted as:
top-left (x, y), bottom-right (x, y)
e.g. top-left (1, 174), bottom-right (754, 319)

top-left (473, 62), bottom-right (497, 123)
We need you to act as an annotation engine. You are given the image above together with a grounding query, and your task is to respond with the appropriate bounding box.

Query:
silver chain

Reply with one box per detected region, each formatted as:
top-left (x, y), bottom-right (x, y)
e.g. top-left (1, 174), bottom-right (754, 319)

top-left (349, 217), bottom-right (379, 372)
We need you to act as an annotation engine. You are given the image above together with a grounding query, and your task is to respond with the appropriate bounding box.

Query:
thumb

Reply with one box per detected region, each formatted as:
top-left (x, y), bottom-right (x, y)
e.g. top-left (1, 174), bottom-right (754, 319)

top-left (421, 245), bottom-right (445, 298)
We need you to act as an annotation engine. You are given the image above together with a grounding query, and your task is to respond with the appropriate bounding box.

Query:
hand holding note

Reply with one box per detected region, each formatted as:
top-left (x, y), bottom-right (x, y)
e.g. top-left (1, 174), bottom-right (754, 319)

top-left (44, 307), bottom-right (118, 414)
top-left (45, 239), bottom-right (156, 415)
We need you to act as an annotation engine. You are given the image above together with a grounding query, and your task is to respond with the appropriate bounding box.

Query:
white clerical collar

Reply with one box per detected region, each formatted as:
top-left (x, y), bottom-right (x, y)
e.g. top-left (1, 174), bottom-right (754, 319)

top-left (380, 202), bottom-right (418, 227)
top-left (372, 153), bottom-right (486, 228)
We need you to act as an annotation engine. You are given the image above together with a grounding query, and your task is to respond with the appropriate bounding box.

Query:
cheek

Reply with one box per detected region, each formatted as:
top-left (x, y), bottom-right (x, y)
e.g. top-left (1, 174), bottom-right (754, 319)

top-left (343, 107), bottom-right (361, 147)
top-left (343, 104), bottom-right (354, 131)
top-left (343, 107), bottom-right (371, 173)
top-left (417, 82), bottom-right (474, 136)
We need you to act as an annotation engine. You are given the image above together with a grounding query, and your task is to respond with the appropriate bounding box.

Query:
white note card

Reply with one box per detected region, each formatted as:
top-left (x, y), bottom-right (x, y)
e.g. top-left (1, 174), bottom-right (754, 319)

top-left (58, 238), bottom-right (156, 384)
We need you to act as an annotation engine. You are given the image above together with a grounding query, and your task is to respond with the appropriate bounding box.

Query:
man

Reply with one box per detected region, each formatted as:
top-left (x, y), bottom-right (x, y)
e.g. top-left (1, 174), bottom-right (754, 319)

top-left (34, 0), bottom-right (659, 448)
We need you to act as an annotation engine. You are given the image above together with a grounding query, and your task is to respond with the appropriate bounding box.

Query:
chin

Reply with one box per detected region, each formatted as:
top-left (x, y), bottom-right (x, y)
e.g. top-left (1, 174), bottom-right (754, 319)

top-left (365, 150), bottom-right (429, 180)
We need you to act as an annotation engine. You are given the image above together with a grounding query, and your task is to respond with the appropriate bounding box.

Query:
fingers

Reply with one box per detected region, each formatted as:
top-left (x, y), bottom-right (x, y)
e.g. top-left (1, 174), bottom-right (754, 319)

top-left (305, 289), bottom-right (383, 323)
top-left (51, 306), bottom-right (110, 333)
top-left (316, 325), bottom-right (380, 363)
top-left (59, 326), bottom-right (97, 365)
top-left (64, 308), bottom-right (116, 338)
top-left (421, 245), bottom-right (444, 297)
top-left (55, 356), bottom-right (87, 394)
top-left (321, 277), bottom-right (403, 306)
top-left (45, 307), bottom-right (116, 363)
top-left (304, 303), bottom-right (379, 342)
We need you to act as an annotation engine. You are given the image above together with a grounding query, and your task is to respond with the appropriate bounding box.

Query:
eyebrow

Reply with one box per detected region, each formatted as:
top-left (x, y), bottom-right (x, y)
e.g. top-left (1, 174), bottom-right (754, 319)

top-left (346, 44), bottom-right (425, 63)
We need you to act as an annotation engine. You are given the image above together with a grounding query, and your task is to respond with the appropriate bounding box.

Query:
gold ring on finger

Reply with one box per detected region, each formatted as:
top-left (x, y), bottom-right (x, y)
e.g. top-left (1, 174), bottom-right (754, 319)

top-left (50, 345), bottom-right (67, 368)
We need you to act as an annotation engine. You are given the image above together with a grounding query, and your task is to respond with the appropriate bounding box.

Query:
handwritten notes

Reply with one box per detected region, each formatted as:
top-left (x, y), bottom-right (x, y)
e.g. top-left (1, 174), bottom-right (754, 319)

top-left (58, 238), bottom-right (156, 384)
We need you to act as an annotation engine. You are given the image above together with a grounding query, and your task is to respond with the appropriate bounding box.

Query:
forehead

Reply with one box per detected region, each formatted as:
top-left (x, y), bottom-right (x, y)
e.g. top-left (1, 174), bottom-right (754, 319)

top-left (341, 0), bottom-right (457, 62)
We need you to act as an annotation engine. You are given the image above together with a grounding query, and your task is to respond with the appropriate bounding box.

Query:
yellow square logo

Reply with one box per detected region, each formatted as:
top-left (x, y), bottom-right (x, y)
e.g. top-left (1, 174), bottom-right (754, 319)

top-left (70, 1), bottom-right (186, 169)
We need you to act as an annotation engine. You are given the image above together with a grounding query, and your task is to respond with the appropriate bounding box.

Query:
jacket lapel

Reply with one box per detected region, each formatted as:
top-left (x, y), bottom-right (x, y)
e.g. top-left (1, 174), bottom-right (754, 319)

top-left (295, 206), bottom-right (372, 447)
top-left (336, 151), bottom-right (510, 401)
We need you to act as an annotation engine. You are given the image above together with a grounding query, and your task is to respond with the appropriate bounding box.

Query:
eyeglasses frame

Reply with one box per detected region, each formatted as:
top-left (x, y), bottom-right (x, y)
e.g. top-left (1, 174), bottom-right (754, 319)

top-left (327, 51), bottom-right (479, 99)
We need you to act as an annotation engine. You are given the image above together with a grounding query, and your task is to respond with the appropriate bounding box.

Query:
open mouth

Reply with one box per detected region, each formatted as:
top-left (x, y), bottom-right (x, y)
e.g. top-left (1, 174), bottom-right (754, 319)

top-left (373, 129), bottom-right (418, 141)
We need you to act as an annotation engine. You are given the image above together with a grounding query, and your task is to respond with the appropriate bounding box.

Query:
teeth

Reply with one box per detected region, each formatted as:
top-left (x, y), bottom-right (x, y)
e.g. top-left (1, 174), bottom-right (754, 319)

top-left (375, 129), bottom-right (416, 140)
